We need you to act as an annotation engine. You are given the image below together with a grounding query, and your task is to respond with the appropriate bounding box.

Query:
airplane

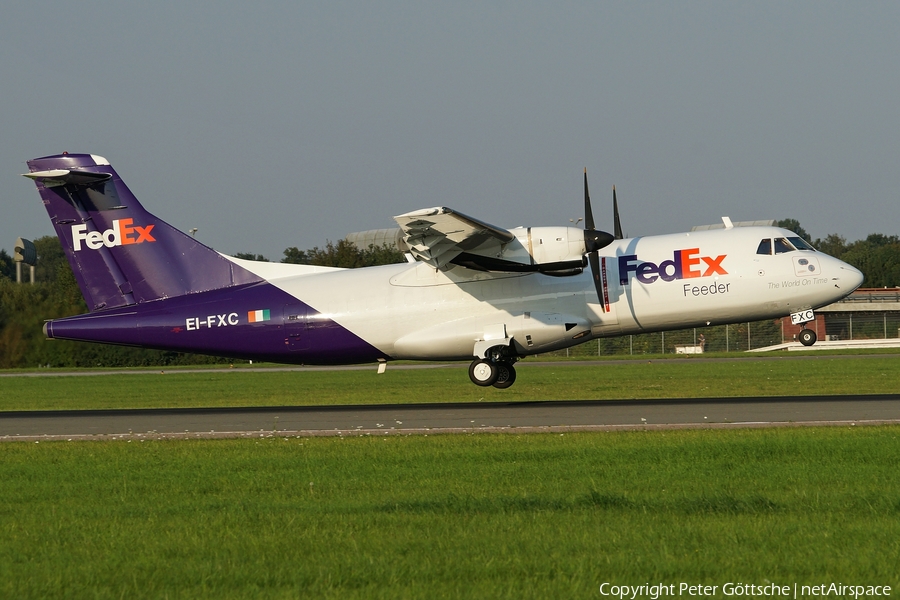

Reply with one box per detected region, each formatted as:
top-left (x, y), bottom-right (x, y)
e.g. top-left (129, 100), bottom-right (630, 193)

top-left (23, 153), bottom-right (864, 388)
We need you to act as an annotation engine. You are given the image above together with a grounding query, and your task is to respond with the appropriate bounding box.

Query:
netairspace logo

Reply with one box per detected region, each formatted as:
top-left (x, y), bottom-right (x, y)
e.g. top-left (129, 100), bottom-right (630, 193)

top-left (598, 582), bottom-right (892, 599)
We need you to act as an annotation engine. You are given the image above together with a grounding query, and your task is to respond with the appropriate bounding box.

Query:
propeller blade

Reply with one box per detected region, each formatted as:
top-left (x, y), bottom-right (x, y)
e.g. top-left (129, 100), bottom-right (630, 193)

top-left (582, 168), bottom-right (615, 252)
top-left (588, 251), bottom-right (603, 305)
top-left (613, 185), bottom-right (623, 240)
top-left (583, 168), bottom-right (595, 231)
top-left (582, 168), bottom-right (613, 304)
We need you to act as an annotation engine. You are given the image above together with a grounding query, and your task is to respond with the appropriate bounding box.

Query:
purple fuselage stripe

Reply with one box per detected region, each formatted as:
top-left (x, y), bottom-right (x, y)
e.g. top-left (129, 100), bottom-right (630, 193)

top-left (46, 282), bottom-right (385, 365)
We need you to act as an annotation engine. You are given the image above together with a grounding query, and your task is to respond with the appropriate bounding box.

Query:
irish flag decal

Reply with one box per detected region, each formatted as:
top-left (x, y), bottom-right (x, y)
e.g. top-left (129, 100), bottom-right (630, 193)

top-left (248, 309), bottom-right (271, 323)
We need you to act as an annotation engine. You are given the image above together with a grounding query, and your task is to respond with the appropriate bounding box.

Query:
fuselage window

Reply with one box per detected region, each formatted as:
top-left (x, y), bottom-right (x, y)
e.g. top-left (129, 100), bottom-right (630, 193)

top-left (773, 237), bottom-right (795, 254)
top-left (756, 239), bottom-right (772, 255)
top-left (788, 237), bottom-right (816, 251)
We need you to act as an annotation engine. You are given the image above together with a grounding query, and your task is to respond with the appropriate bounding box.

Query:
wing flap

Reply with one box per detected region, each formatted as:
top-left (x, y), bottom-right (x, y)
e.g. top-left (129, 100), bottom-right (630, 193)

top-left (393, 207), bottom-right (515, 269)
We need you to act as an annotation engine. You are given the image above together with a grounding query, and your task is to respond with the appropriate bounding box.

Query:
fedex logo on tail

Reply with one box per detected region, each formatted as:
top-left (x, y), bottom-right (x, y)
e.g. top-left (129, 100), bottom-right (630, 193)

top-left (619, 248), bottom-right (727, 285)
top-left (71, 219), bottom-right (156, 252)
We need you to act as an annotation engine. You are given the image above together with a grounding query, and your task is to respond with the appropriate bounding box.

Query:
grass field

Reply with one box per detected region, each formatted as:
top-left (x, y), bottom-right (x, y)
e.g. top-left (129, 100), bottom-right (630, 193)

top-left (2, 427), bottom-right (899, 598)
top-left (1, 354), bottom-right (899, 411)
top-left (2, 354), bottom-right (899, 598)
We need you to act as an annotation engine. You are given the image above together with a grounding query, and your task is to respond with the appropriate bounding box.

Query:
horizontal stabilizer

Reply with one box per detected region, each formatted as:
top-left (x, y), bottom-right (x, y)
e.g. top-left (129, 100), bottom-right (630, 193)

top-left (23, 169), bottom-right (112, 188)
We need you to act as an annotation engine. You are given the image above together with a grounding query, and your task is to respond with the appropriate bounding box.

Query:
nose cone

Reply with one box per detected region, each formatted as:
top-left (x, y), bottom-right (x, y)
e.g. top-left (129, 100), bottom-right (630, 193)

top-left (837, 262), bottom-right (864, 292)
top-left (841, 263), bottom-right (866, 292)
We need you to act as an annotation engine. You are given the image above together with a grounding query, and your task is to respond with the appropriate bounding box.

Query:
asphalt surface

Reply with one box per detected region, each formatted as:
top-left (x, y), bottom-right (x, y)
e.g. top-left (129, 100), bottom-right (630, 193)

top-left (2, 394), bottom-right (899, 441)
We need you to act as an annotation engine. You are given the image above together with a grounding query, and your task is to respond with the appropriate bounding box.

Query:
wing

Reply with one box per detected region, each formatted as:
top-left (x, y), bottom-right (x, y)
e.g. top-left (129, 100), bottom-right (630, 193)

top-left (393, 207), bottom-right (516, 269)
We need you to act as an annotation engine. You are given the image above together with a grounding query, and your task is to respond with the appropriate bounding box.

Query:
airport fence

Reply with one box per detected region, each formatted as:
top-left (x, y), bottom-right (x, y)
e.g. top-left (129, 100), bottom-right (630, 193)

top-left (824, 312), bottom-right (900, 341)
top-left (549, 319), bottom-right (790, 357)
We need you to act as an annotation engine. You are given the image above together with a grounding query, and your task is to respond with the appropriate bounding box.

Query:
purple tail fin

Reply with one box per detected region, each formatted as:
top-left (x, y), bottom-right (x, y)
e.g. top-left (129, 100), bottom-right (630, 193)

top-left (24, 153), bottom-right (262, 311)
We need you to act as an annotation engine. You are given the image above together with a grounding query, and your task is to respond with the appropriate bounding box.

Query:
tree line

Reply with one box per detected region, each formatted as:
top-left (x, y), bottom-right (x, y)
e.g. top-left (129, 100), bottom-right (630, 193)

top-left (0, 222), bottom-right (897, 368)
top-left (0, 238), bottom-right (404, 368)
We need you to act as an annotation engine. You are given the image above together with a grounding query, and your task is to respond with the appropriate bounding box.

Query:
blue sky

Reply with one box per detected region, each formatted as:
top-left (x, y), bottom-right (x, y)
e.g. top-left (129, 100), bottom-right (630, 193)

top-left (3, 2), bottom-right (898, 261)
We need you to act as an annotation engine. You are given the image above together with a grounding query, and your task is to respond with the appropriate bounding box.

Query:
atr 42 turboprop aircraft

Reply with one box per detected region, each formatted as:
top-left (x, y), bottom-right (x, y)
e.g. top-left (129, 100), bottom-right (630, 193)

top-left (24, 153), bottom-right (864, 388)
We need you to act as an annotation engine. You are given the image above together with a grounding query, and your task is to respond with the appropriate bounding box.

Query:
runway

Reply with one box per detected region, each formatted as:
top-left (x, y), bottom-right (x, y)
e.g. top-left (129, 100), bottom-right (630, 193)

top-left (1, 353), bottom-right (896, 379)
top-left (2, 394), bottom-right (899, 441)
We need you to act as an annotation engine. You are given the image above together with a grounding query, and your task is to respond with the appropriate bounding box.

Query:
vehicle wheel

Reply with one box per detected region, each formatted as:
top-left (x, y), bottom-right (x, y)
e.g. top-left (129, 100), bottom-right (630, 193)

top-left (492, 364), bottom-right (517, 389)
top-left (799, 329), bottom-right (817, 346)
top-left (469, 359), bottom-right (498, 386)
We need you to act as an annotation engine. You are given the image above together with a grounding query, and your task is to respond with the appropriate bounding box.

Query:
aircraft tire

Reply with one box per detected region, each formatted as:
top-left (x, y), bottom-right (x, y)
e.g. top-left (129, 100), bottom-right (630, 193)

top-left (492, 364), bottom-right (517, 389)
top-left (469, 359), bottom-right (499, 386)
top-left (799, 329), bottom-right (817, 346)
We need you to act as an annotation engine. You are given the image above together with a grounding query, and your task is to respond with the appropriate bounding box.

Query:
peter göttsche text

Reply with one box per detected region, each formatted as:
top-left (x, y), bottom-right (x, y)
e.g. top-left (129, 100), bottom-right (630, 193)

top-left (599, 583), bottom-right (892, 599)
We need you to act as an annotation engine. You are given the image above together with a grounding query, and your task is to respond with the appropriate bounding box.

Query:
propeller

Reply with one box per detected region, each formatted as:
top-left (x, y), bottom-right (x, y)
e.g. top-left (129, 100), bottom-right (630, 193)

top-left (613, 185), bottom-right (624, 240)
top-left (582, 169), bottom-right (615, 304)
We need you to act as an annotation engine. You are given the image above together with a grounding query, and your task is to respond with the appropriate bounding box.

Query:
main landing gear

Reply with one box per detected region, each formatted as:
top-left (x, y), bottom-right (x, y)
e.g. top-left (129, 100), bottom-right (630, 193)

top-left (468, 359), bottom-right (518, 388)
top-left (468, 345), bottom-right (519, 389)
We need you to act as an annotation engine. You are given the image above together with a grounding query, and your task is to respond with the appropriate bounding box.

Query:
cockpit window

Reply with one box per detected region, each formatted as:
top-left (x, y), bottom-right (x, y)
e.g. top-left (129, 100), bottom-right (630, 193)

top-left (759, 236), bottom-right (816, 255)
top-left (773, 237), bottom-right (794, 254)
top-left (788, 237), bottom-right (816, 251)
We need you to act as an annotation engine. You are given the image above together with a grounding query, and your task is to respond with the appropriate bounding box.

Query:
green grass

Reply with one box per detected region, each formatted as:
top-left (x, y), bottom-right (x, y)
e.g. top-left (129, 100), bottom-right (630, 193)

top-left (2, 427), bottom-right (899, 598)
top-left (1, 355), bottom-right (899, 411)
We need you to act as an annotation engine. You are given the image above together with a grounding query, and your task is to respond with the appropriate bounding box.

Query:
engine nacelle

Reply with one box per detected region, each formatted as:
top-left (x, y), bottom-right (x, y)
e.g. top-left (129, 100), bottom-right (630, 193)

top-left (434, 225), bottom-right (588, 275)
top-left (474, 226), bottom-right (585, 273)
top-left (521, 226), bottom-right (587, 266)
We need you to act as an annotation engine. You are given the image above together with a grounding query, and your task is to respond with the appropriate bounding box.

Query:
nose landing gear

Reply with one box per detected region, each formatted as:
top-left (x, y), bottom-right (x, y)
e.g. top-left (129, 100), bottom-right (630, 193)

top-left (790, 310), bottom-right (819, 347)
top-left (798, 328), bottom-right (817, 346)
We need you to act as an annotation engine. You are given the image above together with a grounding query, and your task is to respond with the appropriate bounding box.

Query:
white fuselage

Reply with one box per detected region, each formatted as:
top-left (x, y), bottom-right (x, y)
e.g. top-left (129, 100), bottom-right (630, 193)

top-left (233, 226), bottom-right (863, 360)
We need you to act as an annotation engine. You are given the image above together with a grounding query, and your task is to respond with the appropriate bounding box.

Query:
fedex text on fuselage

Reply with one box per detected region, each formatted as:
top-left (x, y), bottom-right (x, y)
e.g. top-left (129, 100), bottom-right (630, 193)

top-left (619, 248), bottom-right (727, 286)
